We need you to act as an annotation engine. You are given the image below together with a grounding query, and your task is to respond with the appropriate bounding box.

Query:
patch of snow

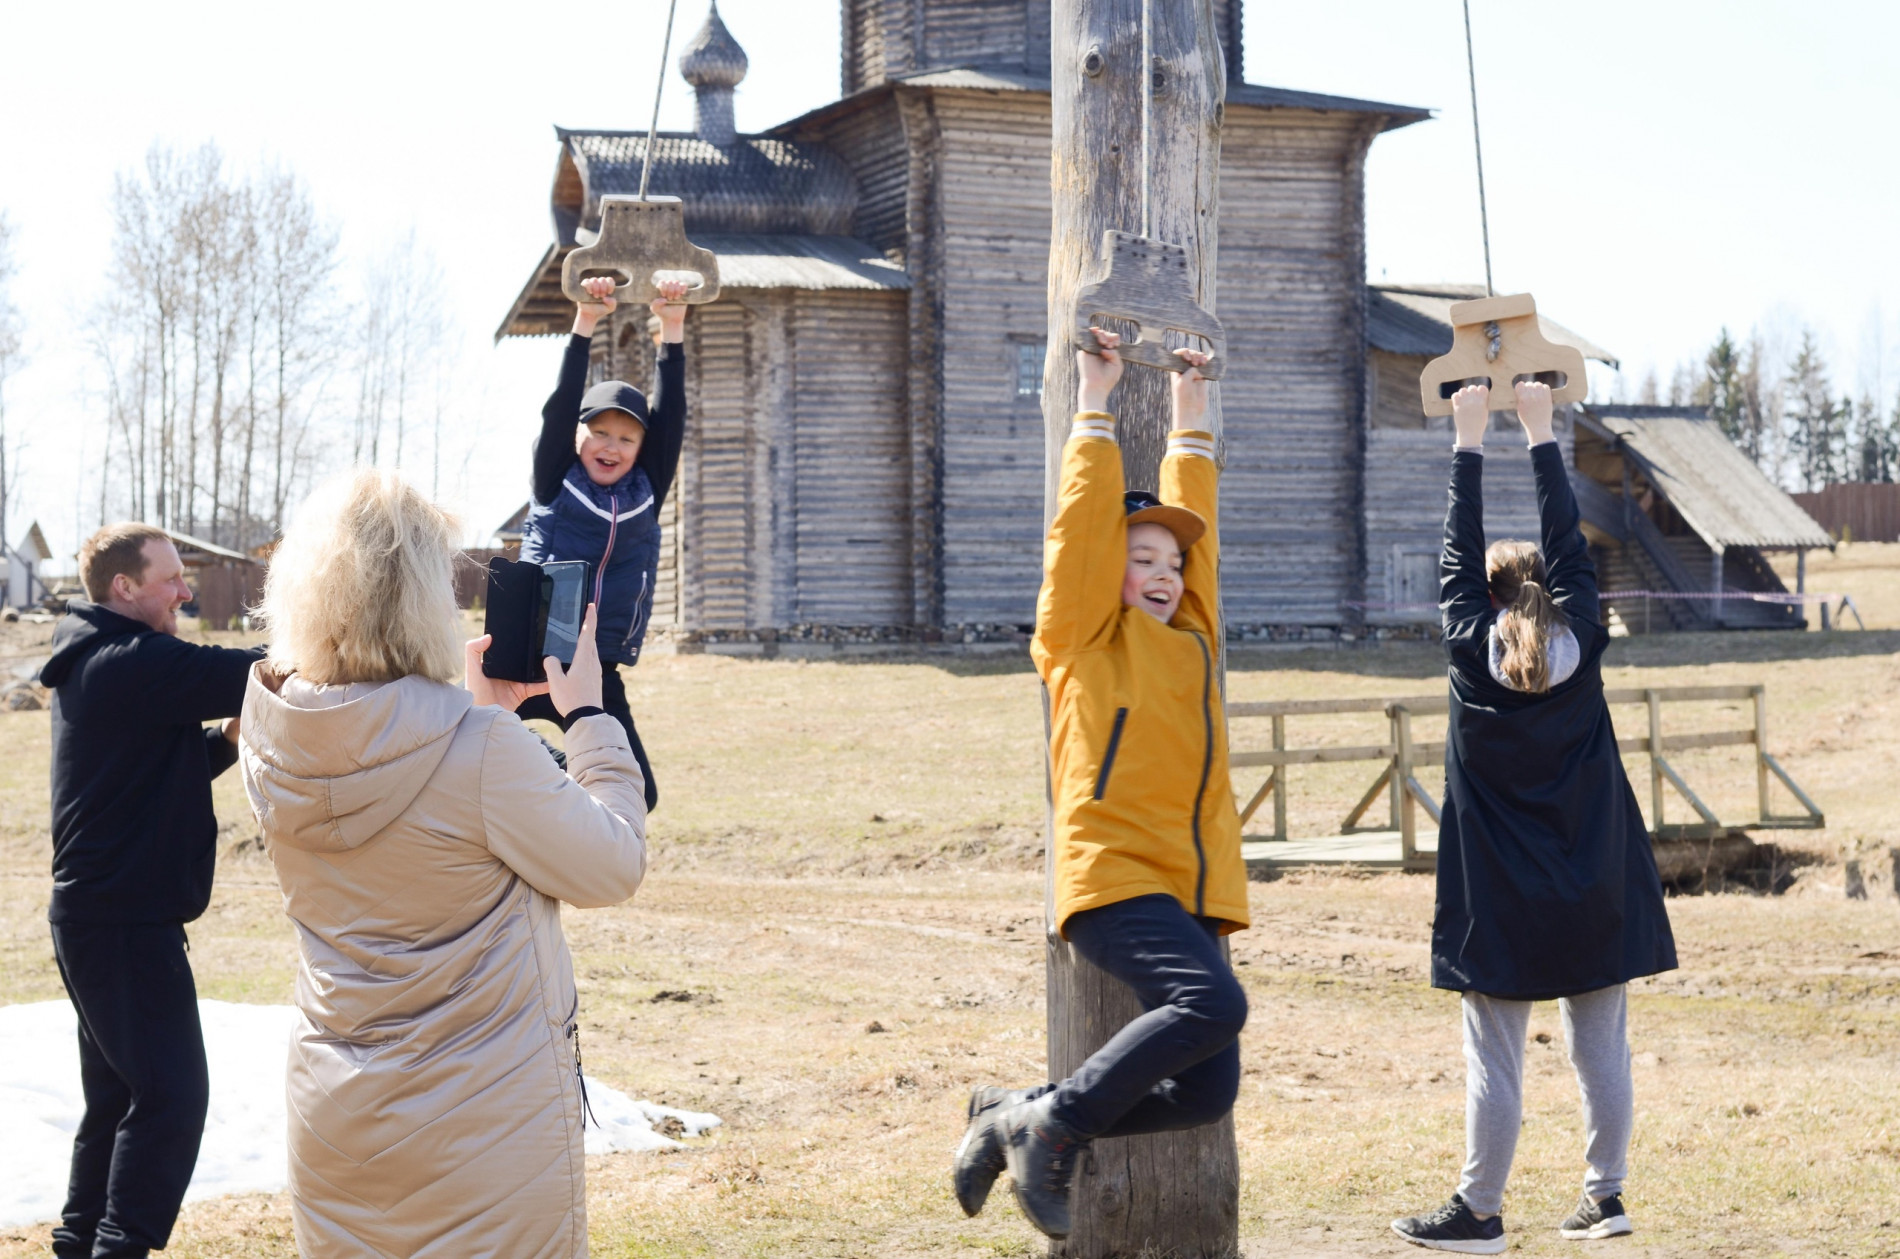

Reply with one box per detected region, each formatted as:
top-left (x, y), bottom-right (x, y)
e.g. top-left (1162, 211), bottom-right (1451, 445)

top-left (0, 1000), bottom-right (720, 1230)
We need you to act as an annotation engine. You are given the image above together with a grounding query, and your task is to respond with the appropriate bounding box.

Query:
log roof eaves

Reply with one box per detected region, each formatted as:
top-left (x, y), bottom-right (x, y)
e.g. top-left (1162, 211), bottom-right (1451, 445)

top-left (764, 67), bottom-right (1431, 136)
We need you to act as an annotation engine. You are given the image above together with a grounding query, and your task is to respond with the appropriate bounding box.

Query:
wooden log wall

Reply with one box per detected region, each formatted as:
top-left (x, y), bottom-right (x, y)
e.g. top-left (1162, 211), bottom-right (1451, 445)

top-left (661, 288), bottom-right (911, 632)
top-left (791, 289), bottom-right (913, 624)
top-left (1215, 108), bottom-right (1380, 627)
top-left (840, 0), bottom-right (1240, 91)
top-left (682, 301), bottom-right (759, 630)
top-left (933, 90), bottom-right (1061, 627)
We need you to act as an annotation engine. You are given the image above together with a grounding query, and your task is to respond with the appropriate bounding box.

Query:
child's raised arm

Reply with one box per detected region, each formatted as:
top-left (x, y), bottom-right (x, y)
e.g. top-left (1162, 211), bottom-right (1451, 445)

top-left (1033, 330), bottom-right (1129, 664)
top-left (531, 277), bottom-right (621, 506)
top-left (1439, 383), bottom-right (1493, 632)
top-left (640, 279), bottom-right (692, 511)
top-left (1515, 379), bottom-right (1601, 626)
top-left (1160, 349), bottom-right (1219, 638)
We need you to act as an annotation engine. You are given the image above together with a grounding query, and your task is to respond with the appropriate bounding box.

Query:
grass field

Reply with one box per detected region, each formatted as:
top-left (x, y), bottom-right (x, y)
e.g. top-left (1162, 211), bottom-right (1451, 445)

top-left (2, 611), bottom-right (1897, 1257)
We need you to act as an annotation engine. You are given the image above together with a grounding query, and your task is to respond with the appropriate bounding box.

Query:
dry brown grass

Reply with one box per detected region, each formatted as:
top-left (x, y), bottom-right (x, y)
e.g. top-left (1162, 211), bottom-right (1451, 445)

top-left (2, 610), bottom-right (1898, 1257)
top-left (1769, 540), bottom-right (1900, 631)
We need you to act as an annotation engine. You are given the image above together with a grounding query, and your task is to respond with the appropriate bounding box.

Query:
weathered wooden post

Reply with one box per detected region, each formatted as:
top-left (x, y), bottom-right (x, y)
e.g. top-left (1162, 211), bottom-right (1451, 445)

top-left (1040, 2), bottom-right (1236, 1256)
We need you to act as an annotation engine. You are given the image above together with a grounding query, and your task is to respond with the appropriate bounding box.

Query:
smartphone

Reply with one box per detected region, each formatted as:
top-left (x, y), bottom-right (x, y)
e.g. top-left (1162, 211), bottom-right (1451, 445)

top-left (539, 561), bottom-right (588, 668)
top-left (482, 557), bottom-right (589, 683)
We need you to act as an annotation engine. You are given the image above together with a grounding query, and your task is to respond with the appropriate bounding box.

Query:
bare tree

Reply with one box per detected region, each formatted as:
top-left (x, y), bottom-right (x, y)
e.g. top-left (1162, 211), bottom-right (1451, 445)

top-left (92, 146), bottom-right (343, 546)
top-left (351, 231), bottom-right (444, 470)
top-left (0, 213), bottom-right (25, 554)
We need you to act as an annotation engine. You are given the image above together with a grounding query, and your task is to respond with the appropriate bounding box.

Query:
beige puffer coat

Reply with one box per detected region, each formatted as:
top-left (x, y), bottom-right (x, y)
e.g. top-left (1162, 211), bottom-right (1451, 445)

top-left (240, 664), bottom-right (647, 1258)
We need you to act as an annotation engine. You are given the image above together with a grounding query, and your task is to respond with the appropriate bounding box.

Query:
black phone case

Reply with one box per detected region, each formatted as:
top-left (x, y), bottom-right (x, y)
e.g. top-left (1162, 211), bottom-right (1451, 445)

top-left (482, 557), bottom-right (549, 683)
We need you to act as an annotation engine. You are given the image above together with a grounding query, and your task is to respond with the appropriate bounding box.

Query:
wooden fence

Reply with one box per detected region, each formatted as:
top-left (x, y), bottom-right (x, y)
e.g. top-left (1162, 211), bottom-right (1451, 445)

top-left (1791, 482), bottom-right (1900, 543)
top-left (1229, 684), bottom-right (1823, 870)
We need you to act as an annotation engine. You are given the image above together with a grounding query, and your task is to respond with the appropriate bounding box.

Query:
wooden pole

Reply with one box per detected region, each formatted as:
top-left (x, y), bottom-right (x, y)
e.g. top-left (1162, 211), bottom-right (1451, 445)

top-left (1042, 2), bottom-right (1236, 1256)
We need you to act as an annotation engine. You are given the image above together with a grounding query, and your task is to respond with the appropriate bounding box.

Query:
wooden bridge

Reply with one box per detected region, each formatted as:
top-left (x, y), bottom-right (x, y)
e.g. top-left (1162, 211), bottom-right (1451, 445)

top-left (1230, 684), bottom-right (1823, 877)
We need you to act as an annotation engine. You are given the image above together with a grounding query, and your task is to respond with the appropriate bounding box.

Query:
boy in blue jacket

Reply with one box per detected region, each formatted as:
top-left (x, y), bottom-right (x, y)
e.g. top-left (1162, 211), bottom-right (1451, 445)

top-left (513, 275), bottom-right (689, 810)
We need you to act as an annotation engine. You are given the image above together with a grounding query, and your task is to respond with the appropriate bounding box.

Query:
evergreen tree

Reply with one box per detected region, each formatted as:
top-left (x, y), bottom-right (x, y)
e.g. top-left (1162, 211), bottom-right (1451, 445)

top-left (1783, 331), bottom-right (1844, 491)
top-left (1704, 328), bottom-right (1745, 442)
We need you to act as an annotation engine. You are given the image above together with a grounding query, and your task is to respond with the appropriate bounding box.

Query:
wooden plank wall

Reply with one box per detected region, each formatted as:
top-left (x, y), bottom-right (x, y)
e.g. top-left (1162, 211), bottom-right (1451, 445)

top-left (1215, 109), bottom-right (1378, 626)
top-left (926, 0), bottom-right (1034, 69)
top-left (817, 99), bottom-right (912, 257)
top-left (791, 290), bottom-right (913, 623)
top-left (931, 91), bottom-right (1058, 627)
top-left (1791, 482), bottom-right (1900, 542)
top-left (681, 301), bottom-right (757, 629)
top-left (844, 0), bottom-right (1049, 90)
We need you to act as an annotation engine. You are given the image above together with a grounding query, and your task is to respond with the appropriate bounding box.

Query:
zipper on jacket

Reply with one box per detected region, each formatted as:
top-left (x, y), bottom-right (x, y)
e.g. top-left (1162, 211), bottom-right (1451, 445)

top-left (1093, 707), bottom-right (1129, 800)
top-left (1189, 633), bottom-right (1213, 916)
top-left (593, 492), bottom-right (620, 608)
top-left (567, 1021), bottom-right (598, 1128)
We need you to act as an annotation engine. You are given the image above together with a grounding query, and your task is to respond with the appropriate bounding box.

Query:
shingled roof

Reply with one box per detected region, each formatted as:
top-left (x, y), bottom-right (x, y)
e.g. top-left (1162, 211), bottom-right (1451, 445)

top-left (1369, 283), bottom-right (1619, 366)
top-left (496, 127), bottom-right (878, 339)
top-left (1586, 406), bottom-right (1832, 551)
top-left (559, 129), bottom-right (858, 236)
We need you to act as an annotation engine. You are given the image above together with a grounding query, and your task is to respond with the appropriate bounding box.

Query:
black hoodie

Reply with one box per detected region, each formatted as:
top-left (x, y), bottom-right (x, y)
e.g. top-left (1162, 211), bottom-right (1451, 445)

top-left (40, 602), bottom-right (264, 924)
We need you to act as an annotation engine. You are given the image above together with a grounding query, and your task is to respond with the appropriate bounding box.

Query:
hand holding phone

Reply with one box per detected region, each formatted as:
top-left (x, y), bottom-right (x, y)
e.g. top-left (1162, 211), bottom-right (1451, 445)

top-left (546, 603), bottom-right (604, 716)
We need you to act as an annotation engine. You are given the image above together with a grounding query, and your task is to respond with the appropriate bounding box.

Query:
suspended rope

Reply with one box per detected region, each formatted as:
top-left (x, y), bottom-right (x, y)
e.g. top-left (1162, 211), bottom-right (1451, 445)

top-left (1461, 0), bottom-right (1494, 298)
top-left (639, 0), bottom-right (684, 202)
top-left (1139, 0), bottom-right (1153, 238)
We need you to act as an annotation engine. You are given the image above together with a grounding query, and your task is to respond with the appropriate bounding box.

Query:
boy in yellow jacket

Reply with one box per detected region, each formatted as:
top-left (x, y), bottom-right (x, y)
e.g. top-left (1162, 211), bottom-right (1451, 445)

top-left (952, 329), bottom-right (1251, 1240)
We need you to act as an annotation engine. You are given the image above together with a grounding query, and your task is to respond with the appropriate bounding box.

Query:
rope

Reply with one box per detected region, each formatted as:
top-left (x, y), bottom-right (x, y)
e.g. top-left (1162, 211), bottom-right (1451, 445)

top-left (638, 0), bottom-right (683, 202)
top-left (1140, 0), bottom-right (1153, 238)
top-left (1462, 0), bottom-right (1494, 297)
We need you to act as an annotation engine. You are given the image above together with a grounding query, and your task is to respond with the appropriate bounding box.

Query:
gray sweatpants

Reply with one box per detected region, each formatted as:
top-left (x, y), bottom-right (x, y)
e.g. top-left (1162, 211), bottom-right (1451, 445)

top-left (1457, 984), bottom-right (1632, 1216)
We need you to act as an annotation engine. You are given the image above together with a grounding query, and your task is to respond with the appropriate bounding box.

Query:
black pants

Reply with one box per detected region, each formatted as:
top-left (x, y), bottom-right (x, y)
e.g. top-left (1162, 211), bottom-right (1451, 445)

top-left (49, 921), bottom-right (209, 1259)
top-left (516, 661), bottom-right (658, 811)
top-left (1044, 894), bottom-right (1248, 1139)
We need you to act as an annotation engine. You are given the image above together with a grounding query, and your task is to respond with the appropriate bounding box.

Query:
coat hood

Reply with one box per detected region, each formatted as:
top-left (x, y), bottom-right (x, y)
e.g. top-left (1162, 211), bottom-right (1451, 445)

top-left (40, 602), bottom-right (148, 688)
top-left (241, 664), bottom-right (473, 854)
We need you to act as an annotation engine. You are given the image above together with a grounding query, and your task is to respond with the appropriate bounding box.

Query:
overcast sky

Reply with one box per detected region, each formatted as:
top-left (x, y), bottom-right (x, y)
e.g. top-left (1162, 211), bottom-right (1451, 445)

top-left (2, 1), bottom-right (1895, 564)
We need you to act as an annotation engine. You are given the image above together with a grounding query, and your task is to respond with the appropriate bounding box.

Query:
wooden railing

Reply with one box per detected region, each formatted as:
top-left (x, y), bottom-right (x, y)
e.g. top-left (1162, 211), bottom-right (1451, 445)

top-left (1228, 684), bottom-right (1823, 868)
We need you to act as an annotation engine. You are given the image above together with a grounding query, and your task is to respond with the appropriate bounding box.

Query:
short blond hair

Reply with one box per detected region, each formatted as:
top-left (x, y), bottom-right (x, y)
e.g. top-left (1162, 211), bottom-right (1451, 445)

top-left (259, 469), bottom-right (464, 684)
top-left (79, 522), bottom-right (170, 602)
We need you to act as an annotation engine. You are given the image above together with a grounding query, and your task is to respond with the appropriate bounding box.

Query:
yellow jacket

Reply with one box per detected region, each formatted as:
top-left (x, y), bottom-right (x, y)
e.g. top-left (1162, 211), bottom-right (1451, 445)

top-left (1032, 417), bottom-right (1249, 937)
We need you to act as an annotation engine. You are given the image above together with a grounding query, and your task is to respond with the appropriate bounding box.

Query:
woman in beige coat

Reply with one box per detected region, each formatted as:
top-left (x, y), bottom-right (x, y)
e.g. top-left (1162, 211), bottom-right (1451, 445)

top-left (240, 469), bottom-right (647, 1257)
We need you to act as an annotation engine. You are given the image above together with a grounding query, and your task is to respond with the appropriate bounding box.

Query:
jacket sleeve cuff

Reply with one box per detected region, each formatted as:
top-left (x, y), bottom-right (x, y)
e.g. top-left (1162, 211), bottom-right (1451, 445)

top-left (1070, 411), bottom-right (1116, 443)
top-left (1167, 429), bottom-right (1216, 461)
top-left (657, 342), bottom-right (683, 364)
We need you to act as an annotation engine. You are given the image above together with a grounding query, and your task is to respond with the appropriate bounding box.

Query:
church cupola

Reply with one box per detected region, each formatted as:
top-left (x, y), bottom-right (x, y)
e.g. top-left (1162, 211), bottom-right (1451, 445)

top-left (679, 2), bottom-right (748, 148)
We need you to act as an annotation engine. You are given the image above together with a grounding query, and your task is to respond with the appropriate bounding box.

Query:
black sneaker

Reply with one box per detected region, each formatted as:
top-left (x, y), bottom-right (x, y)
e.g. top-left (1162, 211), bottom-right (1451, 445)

top-left (953, 1086), bottom-right (1034, 1216)
top-left (1392, 1194), bottom-right (1507, 1254)
top-left (1559, 1192), bottom-right (1633, 1240)
top-left (998, 1095), bottom-right (1088, 1239)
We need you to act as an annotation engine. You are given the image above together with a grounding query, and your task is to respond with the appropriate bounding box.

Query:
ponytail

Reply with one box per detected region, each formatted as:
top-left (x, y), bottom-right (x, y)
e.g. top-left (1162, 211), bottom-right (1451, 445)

top-left (1485, 541), bottom-right (1568, 694)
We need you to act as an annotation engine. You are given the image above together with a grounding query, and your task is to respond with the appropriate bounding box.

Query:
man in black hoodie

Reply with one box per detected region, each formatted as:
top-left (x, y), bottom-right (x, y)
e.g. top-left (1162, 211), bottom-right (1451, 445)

top-left (38, 523), bottom-right (263, 1259)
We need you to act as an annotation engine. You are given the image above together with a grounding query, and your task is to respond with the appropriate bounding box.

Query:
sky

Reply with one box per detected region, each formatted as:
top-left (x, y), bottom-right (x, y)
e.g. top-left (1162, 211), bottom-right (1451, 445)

top-left (1, 0), bottom-right (1895, 567)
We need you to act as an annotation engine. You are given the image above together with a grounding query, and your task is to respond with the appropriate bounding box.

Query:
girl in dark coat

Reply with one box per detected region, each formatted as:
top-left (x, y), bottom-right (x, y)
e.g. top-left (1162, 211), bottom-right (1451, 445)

top-left (1392, 380), bottom-right (1677, 1255)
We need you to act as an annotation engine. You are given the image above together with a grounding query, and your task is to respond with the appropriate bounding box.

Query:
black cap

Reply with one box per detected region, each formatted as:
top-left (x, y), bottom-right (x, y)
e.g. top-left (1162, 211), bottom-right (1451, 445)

top-left (578, 380), bottom-right (650, 429)
top-left (1122, 490), bottom-right (1207, 549)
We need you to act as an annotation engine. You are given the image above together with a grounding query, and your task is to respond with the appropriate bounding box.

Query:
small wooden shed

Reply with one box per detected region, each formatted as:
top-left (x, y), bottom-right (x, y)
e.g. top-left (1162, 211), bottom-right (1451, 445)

top-left (2, 520), bottom-right (52, 610)
top-left (166, 528), bottom-right (264, 631)
top-left (1572, 406), bottom-right (1832, 632)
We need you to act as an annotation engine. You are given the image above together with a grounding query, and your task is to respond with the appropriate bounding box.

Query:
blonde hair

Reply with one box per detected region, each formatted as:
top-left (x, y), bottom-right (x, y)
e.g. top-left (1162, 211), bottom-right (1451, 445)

top-left (1486, 540), bottom-right (1568, 694)
top-left (259, 468), bottom-right (464, 685)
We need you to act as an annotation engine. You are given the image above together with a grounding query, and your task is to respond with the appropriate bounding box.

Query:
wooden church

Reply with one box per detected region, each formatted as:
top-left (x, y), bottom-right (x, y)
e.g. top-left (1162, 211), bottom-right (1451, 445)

top-left (496, 1), bottom-right (1814, 646)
